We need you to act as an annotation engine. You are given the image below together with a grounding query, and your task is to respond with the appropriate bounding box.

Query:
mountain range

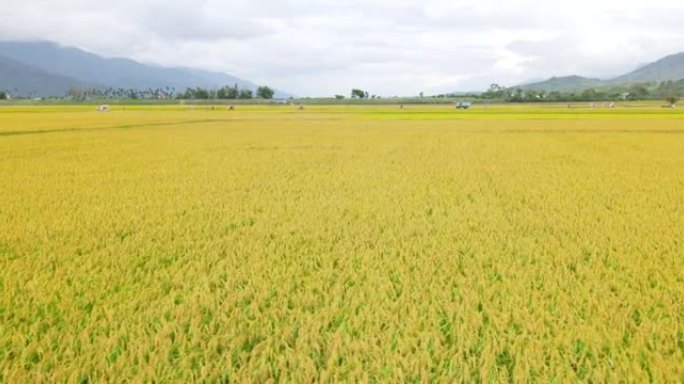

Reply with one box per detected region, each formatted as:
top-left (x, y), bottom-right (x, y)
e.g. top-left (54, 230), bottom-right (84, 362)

top-left (519, 52), bottom-right (684, 92)
top-left (3, 40), bottom-right (684, 97)
top-left (0, 41), bottom-right (291, 98)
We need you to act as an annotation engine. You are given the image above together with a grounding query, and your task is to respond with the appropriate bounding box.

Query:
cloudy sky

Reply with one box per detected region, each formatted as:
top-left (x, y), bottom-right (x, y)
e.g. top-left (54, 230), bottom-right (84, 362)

top-left (2, 0), bottom-right (684, 96)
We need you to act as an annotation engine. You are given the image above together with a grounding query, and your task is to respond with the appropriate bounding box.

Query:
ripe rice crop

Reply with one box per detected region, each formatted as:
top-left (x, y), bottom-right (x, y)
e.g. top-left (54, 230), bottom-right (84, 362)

top-left (1, 105), bottom-right (683, 382)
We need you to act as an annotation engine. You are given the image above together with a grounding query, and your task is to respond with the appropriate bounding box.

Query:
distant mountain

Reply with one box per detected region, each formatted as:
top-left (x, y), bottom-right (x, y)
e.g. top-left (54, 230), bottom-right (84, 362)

top-left (0, 41), bottom-right (292, 97)
top-left (0, 55), bottom-right (97, 97)
top-left (517, 52), bottom-right (684, 93)
top-left (610, 52), bottom-right (684, 83)
top-left (518, 76), bottom-right (603, 93)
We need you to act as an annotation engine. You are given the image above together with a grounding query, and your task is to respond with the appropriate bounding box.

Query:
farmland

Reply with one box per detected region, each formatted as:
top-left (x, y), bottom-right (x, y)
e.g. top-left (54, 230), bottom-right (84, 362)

top-left (1, 105), bottom-right (683, 382)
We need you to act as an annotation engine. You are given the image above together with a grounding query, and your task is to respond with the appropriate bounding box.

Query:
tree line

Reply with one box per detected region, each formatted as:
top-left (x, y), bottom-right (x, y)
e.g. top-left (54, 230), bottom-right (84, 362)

top-left (62, 84), bottom-right (275, 100)
top-left (333, 89), bottom-right (379, 99)
top-left (479, 80), bottom-right (683, 104)
top-left (180, 85), bottom-right (274, 100)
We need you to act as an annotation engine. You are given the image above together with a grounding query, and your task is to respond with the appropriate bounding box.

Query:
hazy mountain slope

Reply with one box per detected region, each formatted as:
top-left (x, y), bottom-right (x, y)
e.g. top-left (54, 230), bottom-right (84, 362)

top-left (0, 55), bottom-right (95, 97)
top-left (516, 53), bottom-right (684, 93)
top-left (0, 41), bottom-right (292, 97)
top-left (610, 52), bottom-right (684, 83)
top-left (518, 75), bottom-right (604, 92)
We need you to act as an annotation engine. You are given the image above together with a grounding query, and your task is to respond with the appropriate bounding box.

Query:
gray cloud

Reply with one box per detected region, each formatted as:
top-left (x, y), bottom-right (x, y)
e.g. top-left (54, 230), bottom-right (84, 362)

top-left (134, 2), bottom-right (273, 41)
top-left (2, 0), bottom-right (684, 96)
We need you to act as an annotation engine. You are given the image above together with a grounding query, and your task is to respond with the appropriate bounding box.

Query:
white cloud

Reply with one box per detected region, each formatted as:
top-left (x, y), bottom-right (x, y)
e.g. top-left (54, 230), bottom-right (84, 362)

top-left (1, 0), bottom-right (684, 95)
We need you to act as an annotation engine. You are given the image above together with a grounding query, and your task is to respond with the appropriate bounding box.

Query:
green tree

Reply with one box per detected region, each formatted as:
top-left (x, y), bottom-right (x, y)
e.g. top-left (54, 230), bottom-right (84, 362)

top-left (256, 86), bottom-right (275, 99)
top-left (351, 89), bottom-right (366, 98)
top-left (217, 84), bottom-right (239, 99)
top-left (627, 84), bottom-right (649, 100)
top-left (239, 89), bottom-right (253, 99)
top-left (226, 84), bottom-right (239, 99)
top-left (548, 91), bottom-right (563, 101)
top-left (334, 95), bottom-right (345, 99)
top-left (67, 86), bottom-right (84, 99)
top-left (0, 91), bottom-right (7, 100)
top-left (581, 88), bottom-right (599, 101)
top-left (665, 93), bottom-right (679, 106)
top-left (508, 88), bottom-right (524, 102)
top-left (194, 88), bottom-right (210, 99)
top-left (484, 83), bottom-right (505, 99)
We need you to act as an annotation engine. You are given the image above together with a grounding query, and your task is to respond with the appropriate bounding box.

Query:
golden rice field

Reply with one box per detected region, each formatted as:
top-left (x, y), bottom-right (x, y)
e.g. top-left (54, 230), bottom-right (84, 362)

top-left (1, 104), bottom-right (683, 382)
